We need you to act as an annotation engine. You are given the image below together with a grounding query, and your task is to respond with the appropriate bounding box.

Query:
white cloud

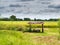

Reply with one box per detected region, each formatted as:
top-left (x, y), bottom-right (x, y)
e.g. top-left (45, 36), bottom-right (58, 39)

top-left (0, 0), bottom-right (60, 19)
top-left (0, 0), bottom-right (53, 13)
top-left (52, 0), bottom-right (60, 5)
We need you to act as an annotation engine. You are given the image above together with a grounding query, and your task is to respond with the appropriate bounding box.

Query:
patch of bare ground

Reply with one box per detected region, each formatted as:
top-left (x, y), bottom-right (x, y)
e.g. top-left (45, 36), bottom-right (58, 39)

top-left (58, 40), bottom-right (60, 44)
top-left (32, 36), bottom-right (59, 45)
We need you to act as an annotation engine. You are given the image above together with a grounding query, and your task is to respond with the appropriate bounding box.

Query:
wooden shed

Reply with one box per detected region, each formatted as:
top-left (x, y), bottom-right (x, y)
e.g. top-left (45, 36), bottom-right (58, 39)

top-left (28, 21), bottom-right (44, 33)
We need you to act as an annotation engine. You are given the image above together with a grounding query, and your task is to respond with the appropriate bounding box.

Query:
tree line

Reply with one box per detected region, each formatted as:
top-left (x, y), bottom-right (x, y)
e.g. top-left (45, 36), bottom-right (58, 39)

top-left (0, 15), bottom-right (58, 21)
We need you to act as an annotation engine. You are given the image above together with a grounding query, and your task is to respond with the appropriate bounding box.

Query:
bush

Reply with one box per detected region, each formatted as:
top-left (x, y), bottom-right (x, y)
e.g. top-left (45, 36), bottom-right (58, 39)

top-left (15, 27), bottom-right (23, 31)
top-left (22, 26), bottom-right (31, 32)
top-left (32, 29), bottom-right (40, 32)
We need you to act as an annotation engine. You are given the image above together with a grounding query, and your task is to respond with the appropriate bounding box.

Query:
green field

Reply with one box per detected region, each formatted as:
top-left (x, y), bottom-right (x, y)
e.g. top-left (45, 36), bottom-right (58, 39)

top-left (0, 21), bottom-right (58, 30)
top-left (0, 21), bottom-right (59, 45)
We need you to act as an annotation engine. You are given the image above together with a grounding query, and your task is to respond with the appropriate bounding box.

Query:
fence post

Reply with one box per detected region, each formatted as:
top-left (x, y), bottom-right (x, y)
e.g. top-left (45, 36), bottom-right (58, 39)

top-left (29, 23), bottom-right (31, 32)
top-left (42, 23), bottom-right (44, 33)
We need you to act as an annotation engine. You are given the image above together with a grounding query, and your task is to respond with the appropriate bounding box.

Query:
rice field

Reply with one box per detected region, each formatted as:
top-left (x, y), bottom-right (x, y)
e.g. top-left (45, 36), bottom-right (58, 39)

top-left (0, 21), bottom-right (58, 30)
top-left (0, 21), bottom-right (58, 26)
top-left (0, 21), bottom-right (59, 45)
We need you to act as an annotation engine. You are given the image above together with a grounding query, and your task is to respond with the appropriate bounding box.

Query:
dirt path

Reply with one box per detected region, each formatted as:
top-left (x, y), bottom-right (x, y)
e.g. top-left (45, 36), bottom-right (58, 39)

top-left (32, 36), bottom-right (59, 45)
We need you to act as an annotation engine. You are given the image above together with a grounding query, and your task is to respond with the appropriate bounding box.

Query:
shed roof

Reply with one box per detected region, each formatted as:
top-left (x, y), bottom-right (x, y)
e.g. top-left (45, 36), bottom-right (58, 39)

top-left (28, 21), bottom-right (44, 24)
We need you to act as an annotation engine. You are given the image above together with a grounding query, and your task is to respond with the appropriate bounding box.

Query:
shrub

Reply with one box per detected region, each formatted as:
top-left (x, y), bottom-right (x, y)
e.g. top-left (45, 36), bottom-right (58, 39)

top-left (22, 27), bottom-right (29, 32)
top-left (32, 29), bottom-right (40, 32)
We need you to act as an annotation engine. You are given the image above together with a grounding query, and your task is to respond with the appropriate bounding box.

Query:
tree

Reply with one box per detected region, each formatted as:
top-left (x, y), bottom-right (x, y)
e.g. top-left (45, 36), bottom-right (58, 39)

top-left (24, 18), bottom-right (31, 21)
top-left (17, 18), bottom-right (23, 21)
top-left (49, 19), bottom-right (58, 21)
top-left (10, 15), bottom-right (17, 21)
top-left (36, 19), bottom-right (42, 21)
top-left (34, 18), bottom-right (36, 21)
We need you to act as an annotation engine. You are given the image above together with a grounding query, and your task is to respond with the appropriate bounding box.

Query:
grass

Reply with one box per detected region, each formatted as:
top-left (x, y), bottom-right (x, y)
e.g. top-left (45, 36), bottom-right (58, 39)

top-left (0, 21), bottom-right (58, 26)
top-left (0, 21), bottom-right (58, 30)
top-left (0, 28), bottom-right (59, 45)
top-left (58, 19), bottom-right (60, 40)
top-left (0, 21), bottom-right (59, 45)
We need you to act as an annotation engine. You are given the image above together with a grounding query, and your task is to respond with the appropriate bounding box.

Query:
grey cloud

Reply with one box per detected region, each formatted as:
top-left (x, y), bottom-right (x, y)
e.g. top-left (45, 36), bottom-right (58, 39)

top-left (21, 0), bottom-right (34, 1)
top-left (0, 7), bottom-right (5, 9)
top-left (41, 1), bottom-right (51, 4)
top-left (44, 9), bottom-right (60, 13)
top-left (0, 0), bottom-right (60, 14)
top-left (48, 5), bottom-right (60, 9)
top-left (17, 0), bottom-right (34, 2)
top-left (0, 0), bottom-right (17, 2)
top-left (9, 4), bottom-right (23, 7)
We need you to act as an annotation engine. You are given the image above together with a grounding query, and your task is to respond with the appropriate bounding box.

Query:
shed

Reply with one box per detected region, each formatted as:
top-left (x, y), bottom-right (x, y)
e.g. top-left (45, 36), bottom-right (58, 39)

top-left (28, 21), bottom-right (44, 33)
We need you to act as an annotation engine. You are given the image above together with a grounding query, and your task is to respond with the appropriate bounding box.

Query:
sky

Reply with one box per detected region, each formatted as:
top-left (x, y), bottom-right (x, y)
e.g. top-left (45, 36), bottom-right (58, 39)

top-left (0, 0), bottom-right (60, 19)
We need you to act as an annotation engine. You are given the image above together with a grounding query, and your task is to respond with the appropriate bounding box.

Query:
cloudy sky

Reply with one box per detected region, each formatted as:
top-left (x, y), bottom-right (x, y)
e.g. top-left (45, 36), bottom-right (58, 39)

top-left (0, 0), bottom-right (60, 19)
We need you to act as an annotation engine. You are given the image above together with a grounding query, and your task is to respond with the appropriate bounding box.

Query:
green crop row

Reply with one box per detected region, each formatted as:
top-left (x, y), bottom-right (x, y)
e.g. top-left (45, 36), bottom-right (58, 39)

top-left (0, 21), bottom-right (58, 31)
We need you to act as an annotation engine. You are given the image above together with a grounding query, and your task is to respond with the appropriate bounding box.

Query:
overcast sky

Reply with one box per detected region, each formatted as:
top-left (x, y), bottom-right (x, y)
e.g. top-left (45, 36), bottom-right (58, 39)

top-left (0, 0), bottom-right (60, 19)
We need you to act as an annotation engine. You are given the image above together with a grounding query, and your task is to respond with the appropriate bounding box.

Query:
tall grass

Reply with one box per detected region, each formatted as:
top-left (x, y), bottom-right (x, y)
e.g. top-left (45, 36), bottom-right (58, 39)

top-left (0, 29), bottom-right (58, 45)
top-left (58, 19), bottom-right (60, 40)
top-left (0, 21), bottom-right (59, 45)
top-left (0, 30), bottom-right (34, 45)
top-left (0, 21), bottom-right (58, 31)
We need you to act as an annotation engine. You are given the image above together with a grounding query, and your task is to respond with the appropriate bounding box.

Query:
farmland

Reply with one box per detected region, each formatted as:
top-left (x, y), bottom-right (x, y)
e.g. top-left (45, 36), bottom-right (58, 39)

top-left (0, 21), bottom-right (58, 30)
top-left (0, 21), bottom-right (59, 45)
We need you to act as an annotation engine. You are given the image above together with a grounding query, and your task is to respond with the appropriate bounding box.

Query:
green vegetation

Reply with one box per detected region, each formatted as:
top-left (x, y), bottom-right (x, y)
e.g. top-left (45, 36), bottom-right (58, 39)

top-left (0, 28), bottom-right (59, 45)
top-left (0, 15), bottom-right (59, 21)
top-left (0, 21), bottom-right (59, 45)
top-left (58, 19), bottom-right (60, 40)
top-left (0, 21), bottom-right (58, 30)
